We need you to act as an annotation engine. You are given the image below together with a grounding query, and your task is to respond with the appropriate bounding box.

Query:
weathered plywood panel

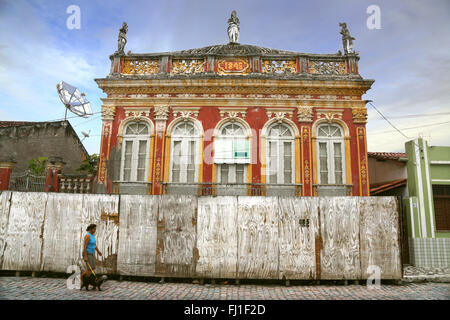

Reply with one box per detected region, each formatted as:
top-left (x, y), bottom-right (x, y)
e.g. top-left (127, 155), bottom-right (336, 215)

top-left (319, 197), bottom-right (361, 279)
top-left (197, 196), bottom-right (237, 278)
top-left (278, 197), bottom-right (319, 280)
top-left (40, 193), bottom-right (84, 272)
top-left (360, 197), bottom-right (402, 279)
top-left (0, 192), bottom-right (12, 268)
top-left (237, 196), bottom-right (279, 279)
top-left (156, 195), bottom-right (197, 277)
top-left (80, 194), bottom-right (120, 274)
top-left (117, 195), bottom-right (158, 276)
top-left (1, 192), bottom-right (47, 271)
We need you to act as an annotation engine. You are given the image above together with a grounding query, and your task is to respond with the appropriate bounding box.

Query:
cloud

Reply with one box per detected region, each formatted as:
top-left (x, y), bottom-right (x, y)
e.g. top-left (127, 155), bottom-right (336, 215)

top-left (1, 0), bottom-right (449, 155)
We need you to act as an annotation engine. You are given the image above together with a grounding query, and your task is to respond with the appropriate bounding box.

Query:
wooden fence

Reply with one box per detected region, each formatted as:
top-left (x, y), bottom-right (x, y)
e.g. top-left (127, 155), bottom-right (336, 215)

top-left (0, 192), bottom-right (402, 280)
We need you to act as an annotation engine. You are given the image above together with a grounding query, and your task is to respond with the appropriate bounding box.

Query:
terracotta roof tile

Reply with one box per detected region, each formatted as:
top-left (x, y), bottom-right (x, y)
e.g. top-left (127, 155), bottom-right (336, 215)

top-left (368, 152), bottom-right (407, 161)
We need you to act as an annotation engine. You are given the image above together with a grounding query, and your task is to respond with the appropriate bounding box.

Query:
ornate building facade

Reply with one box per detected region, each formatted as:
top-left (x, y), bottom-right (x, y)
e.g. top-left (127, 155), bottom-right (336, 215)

top-left (95, 18), bottom-right (374, 197)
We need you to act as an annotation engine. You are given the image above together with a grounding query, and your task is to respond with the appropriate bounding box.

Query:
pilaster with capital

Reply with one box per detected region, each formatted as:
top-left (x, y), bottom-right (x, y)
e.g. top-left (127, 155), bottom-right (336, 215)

top-left (98, 106), bottom-right (116, 186)
top-left (152, 105), bottom-right (170, 194)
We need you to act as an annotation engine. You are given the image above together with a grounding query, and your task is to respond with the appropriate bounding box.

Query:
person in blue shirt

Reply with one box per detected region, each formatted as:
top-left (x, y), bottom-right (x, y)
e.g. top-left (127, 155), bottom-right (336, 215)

top-left (80, 224), bottom-right (102, 280)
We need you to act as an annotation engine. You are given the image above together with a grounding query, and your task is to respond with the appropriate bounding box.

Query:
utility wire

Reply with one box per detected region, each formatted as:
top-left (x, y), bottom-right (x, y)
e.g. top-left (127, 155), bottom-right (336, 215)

top-left (367, 102), bottom-right (411, 140)
top-left (371, 111), bottom-right (450, 120)
top-left (369, 120), bottom-right (450, 135)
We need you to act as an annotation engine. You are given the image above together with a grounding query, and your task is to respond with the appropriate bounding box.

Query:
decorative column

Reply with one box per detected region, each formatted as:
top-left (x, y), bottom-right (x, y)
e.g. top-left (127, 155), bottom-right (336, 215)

top-left (152, 105), bottom-right (170, 195)
top-left (45, 156), bottom-right (65, 192)
top-left (0, 159), bottom-right (16, 190)
top-left (353, 108), bottom-right (370, 196)
top-left (98, 105), bottom-right (116, 193)
top-left (298, 106), bottom-right (313, 196)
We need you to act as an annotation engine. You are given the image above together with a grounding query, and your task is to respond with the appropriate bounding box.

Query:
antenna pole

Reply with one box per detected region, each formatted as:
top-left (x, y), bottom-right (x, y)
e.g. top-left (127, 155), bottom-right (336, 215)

top-left (64, 107), bottom-right (68, 121)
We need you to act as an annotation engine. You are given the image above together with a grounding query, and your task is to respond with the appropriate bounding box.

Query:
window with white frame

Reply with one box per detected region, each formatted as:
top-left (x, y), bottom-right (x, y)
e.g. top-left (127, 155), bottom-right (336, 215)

top-left (266, 123), bottom-right (295, 184)
top-left (170, 121), bottom-right (200, 183)
top-left (121, 122), bottom-right (151, 182)
top-left (215, 122), bottom-right (250, 184)
top-left (316, 123), bottom-right (345, 184)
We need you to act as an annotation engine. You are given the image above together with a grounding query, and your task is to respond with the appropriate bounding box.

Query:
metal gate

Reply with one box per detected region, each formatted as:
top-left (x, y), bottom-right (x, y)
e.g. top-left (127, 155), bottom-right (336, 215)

top-left (8, 170), bottom-right (46, 192)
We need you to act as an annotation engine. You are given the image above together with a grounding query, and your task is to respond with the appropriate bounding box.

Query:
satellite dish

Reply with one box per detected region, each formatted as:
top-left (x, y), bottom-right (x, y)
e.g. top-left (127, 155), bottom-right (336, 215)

top-left (56, 81), bottom-right (93, 119)
top-left (81, 130), bottom-right (91, 142)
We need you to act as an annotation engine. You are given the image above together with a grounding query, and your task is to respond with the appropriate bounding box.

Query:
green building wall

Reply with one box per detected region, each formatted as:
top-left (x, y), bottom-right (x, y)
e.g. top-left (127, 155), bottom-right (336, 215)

top-left (404, 138), bottom-right (450, 267)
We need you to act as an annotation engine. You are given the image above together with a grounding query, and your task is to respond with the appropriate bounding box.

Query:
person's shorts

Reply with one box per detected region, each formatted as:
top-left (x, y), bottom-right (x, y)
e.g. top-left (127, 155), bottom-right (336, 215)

top-left (86, 253), bottom-right (96, 270)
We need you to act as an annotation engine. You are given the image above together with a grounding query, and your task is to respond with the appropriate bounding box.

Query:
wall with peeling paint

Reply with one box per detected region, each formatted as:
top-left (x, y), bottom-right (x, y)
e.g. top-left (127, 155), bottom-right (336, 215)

top-left (0, 191), bottom-right (402, 279)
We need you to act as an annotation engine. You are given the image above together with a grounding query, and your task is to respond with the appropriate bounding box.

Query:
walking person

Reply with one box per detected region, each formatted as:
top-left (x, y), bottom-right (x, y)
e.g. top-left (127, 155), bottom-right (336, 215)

top-left (80, 224), bottom-right (102, 281)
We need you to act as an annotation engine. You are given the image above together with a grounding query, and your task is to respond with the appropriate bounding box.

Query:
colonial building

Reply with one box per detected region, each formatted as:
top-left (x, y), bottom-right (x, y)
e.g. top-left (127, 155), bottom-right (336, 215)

top-left (95, 14), bottom-right (374, 197)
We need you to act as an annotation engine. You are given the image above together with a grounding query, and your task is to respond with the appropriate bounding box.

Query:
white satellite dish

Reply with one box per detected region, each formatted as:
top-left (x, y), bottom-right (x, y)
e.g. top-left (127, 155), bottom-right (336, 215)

top-left (56, 81), bottom-right (93, 119)
top-left (80, 130), bottom-right (90, 142)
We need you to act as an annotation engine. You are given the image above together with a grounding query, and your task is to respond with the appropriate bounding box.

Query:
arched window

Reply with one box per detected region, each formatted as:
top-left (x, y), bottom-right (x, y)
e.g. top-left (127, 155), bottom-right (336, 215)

top-left (266, 122), bottom-right (295, 184)
top-left (170, 121), bottom-right (201, 183)
top-left (316, 123), bottom-right (345, 184)
top-left (215, 122), bottom-right (249, 184)
top-left (121, 122), bottom-right (151, 181)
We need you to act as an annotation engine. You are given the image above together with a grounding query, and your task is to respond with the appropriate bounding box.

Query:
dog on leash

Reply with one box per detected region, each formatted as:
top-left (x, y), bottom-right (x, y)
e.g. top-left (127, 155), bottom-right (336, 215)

top-left (80, 274), bottom-right (108, 291)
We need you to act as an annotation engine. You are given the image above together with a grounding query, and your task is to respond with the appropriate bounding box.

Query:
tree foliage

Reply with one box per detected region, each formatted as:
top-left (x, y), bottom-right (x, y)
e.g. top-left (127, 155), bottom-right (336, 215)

top-left (27, 157), bottom-right (48, 175)
top-left (76, 154), bottom-right (99, 175)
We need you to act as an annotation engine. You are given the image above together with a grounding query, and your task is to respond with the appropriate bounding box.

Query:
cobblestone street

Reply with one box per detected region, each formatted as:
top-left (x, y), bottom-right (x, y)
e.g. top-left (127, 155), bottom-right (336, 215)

top-left (0, 276), bottom-right (448, 300)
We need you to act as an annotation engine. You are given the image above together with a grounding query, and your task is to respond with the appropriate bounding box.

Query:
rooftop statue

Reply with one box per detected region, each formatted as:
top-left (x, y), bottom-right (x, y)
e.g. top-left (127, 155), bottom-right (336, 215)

top-left (117, 22), bottom-right (128, 54)
top-left (339, 22), bottom-right (355, 54)
top-left (227, 11), bottom-right (240, 44)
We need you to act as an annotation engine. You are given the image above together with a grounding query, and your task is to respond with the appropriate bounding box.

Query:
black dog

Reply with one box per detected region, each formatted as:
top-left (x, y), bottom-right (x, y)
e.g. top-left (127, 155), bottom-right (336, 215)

top-left (80, 274), bottom-right (107, 291)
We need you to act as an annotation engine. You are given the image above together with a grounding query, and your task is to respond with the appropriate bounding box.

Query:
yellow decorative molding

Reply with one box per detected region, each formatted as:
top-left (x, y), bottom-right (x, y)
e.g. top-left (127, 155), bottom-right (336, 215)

top-left (316, 109), bottom-right (344, 122)
top-left (297, 106), bottom-right (313, 123)
top-left (262, 60), bottom-right (297, 74)
top-left (172, 107), bottom-right (201, 119)
top-left (171, 59), bottom-right (205, 74)
top-left (218, 107), bottom-right (247, 119)
top-left (101, 105), bottom-right (116, 121)
top-left (122, 59), bottom-right (159, 75)
top-left (265, 107), bottom-right (295, 120)
top-left (352, 107), bottom-right (368, 124)
top-left (123, 107), bottom-right (152, 121)
top-left (309, 61), bottom-right (346, 75)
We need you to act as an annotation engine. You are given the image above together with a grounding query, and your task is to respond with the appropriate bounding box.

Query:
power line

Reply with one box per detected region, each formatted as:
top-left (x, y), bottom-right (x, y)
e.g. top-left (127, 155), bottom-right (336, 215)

top-left (45, 111), bottom-right (102, 123)
top-left (367, 102), bottom-right (411, 140)
top-left (371, 111), bottom-right (450, 120)
top-left (369, 120), bottom-right (450, 135)
top-left (73, 115), bottom-right (102, 127)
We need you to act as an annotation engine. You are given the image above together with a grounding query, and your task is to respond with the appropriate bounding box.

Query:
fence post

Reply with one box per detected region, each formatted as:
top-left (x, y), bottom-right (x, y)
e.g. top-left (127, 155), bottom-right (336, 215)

top-left (45, 156), bottom-right (65, 192)
top-left (0, 159), bottom-right (16, 190)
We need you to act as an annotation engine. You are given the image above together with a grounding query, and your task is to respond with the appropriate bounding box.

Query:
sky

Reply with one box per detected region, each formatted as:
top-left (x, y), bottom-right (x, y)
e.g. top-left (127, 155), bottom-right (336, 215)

top-left (0, 0), bottom-right (449, 155)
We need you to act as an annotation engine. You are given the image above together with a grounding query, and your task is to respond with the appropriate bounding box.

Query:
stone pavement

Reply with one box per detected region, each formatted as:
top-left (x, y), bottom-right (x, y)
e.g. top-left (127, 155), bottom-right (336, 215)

top-left (0, 276), bottom-right (449, 300)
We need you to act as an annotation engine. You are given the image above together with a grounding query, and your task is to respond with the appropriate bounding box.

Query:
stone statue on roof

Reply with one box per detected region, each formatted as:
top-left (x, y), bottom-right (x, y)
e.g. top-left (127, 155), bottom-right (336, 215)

top-left (339, 22), bottom-right (355, 54)
top-left (227, 11), bottom-right (240, 44)
top-left (117, 22), bottom-right (128, 54)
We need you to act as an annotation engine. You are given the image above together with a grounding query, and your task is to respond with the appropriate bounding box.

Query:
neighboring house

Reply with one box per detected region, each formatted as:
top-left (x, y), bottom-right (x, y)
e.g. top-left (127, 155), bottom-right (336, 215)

top-left (368, 152), bottom-right (408, 197)
top-left (0, 120), bottom-right (89, 175)
top-left (404, 138), bottom-right (450, 267)
top-left (95, 22), bottom-right (374, 196)
top-left (368, 138), bottom-right (450, 268)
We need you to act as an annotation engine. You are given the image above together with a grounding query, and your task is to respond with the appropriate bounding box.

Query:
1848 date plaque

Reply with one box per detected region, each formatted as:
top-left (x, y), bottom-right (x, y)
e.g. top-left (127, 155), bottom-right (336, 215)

top-left (217, 58), bottom-right (250, 75)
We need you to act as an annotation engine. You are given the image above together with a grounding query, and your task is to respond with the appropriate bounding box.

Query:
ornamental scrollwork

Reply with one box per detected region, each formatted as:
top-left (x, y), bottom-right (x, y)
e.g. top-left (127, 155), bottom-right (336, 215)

top-left (101, 106), bottom-right (116, 121)
top-left (171, 59), bottom-right (205, 74)
top-left (122, 59), bottom-right (159, 75)
top-left (352, 107), bottom-right (368, 124)
top-left (262, 60), bottom-right (297, 74)
top-left (297, 106), bottom-right (313, 123)
top-left (309, 61), bottom-right (346, 75)
top-left (154, 105), bottom-right (170, 121)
